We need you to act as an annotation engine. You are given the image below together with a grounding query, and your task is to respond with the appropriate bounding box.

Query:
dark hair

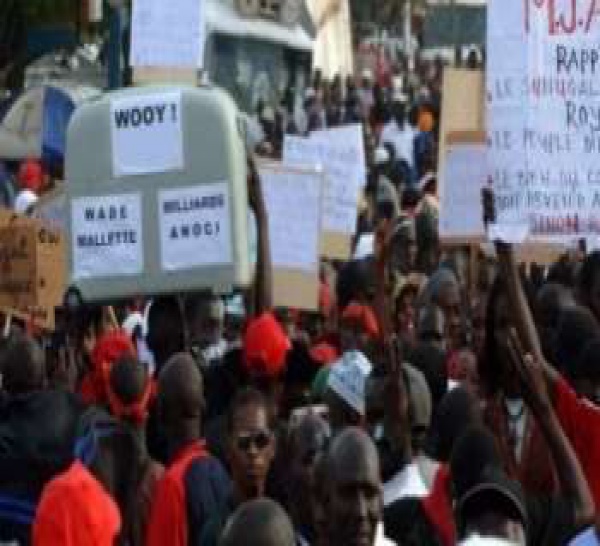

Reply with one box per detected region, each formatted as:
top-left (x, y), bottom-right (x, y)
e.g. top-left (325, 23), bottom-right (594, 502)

top-left (573, 337), bottom-right (600, 383)
top-left (428, 387), bottom-right (481, 462)
top-left (555, 307), bottom-right (600, 377)
top-left (578, 251), bottom-right (600, 305)
top-left (449, 426), bottom-right (502, 500)
top-left (0, 332), bottom-right (45, 395)
top-left (481, 274), bottom-right (537, 397)
top-left (146, 296), bottom-right (185, 370)
top-left (226, 387), bottom-right (270, 434)
top-left (409, 342), bottom-right (447, 410)
top-left (110, 355), bottom-right (148, 405)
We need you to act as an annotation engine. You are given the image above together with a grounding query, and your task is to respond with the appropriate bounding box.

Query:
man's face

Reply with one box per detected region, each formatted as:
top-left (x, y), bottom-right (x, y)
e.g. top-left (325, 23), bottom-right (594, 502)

top-left (327, 451), bottom-right (383, 546)
top-left (228, 403), bottom-right (275, 498)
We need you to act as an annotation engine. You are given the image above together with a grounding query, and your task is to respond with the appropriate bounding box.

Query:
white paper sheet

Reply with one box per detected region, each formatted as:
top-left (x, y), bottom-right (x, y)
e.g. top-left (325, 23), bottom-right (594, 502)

top-left (130, 0), bottom-right (204, 68)
top-left (158, 183), bottom-right (232, 271)
top-left (439, 143), bottom-right (488, 239)
top-left (487, 0), bottom-right (600, 242)
top-left (72, 193), bottom-right (143, 280)
top-left (111, 91), bottom-right (184, 177)
top-left (283, 134), bottom-right (361, 235)
top-left (259, 166), bottom-right (323, 273)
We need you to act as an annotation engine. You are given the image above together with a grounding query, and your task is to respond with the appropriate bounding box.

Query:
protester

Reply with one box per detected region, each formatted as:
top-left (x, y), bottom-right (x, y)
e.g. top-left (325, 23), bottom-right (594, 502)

top-left (147, 353), bottom-right (230, 546)
top-left (33, 411), bottom-right (138, 546)
top-left (107, 356), bottom-right (162, 545)
top-left (324, 427), bottom-right (393, 546)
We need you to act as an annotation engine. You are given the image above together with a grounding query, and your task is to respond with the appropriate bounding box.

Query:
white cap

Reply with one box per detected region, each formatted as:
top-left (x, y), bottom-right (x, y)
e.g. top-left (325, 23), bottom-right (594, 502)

top-left (14, 190), bottom-right (38, 215)
top-left (122, 312), bottom-right (144, 337)
top-left (305, 87), bottom-right (316, 100)
top-left (375, 146), bottom-right (390, 165)
top-left (362, 68), bottom-right (374, 81)
top-left (327, 351), bottom-right (373, 415)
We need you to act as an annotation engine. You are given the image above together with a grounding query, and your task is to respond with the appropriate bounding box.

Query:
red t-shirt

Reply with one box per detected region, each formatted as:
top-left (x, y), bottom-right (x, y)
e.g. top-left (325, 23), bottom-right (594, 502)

top-left (146, 441), bottom-right (208, 546)
top-left (555, 377), bottom-right (600, 507)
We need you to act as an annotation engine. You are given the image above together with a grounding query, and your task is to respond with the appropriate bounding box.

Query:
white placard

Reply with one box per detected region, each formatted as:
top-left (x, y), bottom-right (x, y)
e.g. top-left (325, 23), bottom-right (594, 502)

top-left (439, 143), bottom-right (487, 240)
top-left (312, 124), bottom-right (367, 188)
top-left (72, 193), bottom-right (143, 280)
top-left (488, 0), bottom-right (600, 242)
top-left (259, 165), bottom-right (323, 273)
top-left (159, 183), bottom-right (232, 271)
top-left (130, 0), bottom-right (204, 68)
top-left (111, 92), bottom-right (184, 177)
top-left (283, 129), bottom-right (364, 234)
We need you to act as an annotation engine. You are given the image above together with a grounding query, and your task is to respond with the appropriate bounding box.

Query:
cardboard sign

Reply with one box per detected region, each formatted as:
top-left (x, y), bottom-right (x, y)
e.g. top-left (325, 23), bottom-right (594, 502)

top-left (259, 162), bottom-right (324, 311)
top-left (130, 0), bottom-right (205, 69)
top-left (158, 183), bottom-right (232, 271)
top-left (438, 68), bottom-right (486, 188)
top-left (439, 134), bottom-right (488, 242)
top-left (71, 193), bottom-right (144, 280)
top-left (111, 92), bottom-right (184, 177)
top-left (0, 220), bottom-right (65, 311)
top-left (488, 0), bottom-right (600, 241)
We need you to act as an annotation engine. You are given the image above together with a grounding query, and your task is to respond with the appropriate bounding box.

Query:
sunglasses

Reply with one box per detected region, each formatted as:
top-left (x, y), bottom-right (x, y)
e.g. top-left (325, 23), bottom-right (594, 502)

top-left (235, 430), bottom-right (272, 452)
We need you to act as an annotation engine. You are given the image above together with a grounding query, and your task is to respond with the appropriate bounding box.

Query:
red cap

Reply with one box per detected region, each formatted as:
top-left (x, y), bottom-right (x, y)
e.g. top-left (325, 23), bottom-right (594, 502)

top-left (341, 302), bottom-right (380, 339)
top-left (33, 461), bottom-right (121, 545)
top-left (243, 313), bottom-right (291, 378)
top-left (92, 330), bottom-right (136, 374)
top-left (80, 331), bottom-right (136, 406)
top-left (18, 159), bottom-right (44, 193)
top-left (309, 342), bottom-right (339, 366)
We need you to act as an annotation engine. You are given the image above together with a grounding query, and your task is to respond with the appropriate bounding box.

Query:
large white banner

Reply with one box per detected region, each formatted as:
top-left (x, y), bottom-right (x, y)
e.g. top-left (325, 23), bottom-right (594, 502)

top-left (488, 0), bottom-right (600, 242)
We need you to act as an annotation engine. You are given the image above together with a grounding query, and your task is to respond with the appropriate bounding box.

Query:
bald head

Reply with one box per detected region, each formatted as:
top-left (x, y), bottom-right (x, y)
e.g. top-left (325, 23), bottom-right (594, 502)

top-left (328, 427), bottom-right (380, 481)
top-left (326, 428), bottom-right (382, 546)
top-left (1, 332), bottom-right (45, 395)
top-left (158, 353), bottom-right (204, 426)
top-left (219, 499), bottom-right (295, 546)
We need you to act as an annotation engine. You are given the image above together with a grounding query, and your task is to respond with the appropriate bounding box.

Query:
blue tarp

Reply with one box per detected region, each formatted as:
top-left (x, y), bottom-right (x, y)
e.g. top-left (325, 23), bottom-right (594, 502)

top-left (41, 86), bottom-right (75, 164)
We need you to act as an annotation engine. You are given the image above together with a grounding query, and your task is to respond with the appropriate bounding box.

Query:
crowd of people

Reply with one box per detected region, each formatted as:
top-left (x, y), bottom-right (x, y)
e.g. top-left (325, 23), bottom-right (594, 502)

top-left (1, 57), bottom-right (600, 546)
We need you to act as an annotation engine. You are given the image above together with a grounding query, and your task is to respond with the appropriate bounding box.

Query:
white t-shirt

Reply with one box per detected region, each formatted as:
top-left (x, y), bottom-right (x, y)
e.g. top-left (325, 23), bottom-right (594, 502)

top-left (381, 121), bottom-right (416, 167)
top-left (383, 462), bottom-right (429, 506)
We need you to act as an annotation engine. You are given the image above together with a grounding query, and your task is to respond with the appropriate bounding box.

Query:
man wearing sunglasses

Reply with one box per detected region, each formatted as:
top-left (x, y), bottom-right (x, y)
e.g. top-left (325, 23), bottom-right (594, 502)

top-left (201, 388), bottom-right (276, 546)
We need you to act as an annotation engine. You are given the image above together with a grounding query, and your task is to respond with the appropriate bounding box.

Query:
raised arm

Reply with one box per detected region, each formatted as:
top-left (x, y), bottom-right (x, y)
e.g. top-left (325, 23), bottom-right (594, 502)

top-left (508, 332), bottom-right (595, 528)
top-left (248, 157), bottom-right (273, 315)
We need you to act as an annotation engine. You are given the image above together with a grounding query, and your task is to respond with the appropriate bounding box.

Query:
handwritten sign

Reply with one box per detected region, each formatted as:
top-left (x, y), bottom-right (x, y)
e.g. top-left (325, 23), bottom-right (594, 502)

top-left (439, 142), bottom-right (487, 241)
top-left (312, 124), bottom-right (367, 189)
top-left (283, 128), bottom-right (364, 235)
top-left (488, 0), bottom-right (600, 242)
top-left (72, 193), bottom-right (143, 280)
top-left (111, 92), bottom-right (183, 177)
top-left (0, 220), bottom-right (65, 311)
top-left (259, 165), bottom-right (323, 272)
top-left (158, 183), bottom-right (232, 271)
top-left (130, 0), bottom-right (204, 69)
